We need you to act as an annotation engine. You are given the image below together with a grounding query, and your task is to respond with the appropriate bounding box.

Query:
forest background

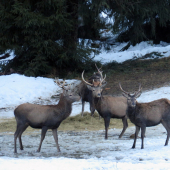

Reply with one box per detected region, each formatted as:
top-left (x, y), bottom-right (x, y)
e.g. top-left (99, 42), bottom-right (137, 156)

top-left (0, 0), bottom-right (170, 79)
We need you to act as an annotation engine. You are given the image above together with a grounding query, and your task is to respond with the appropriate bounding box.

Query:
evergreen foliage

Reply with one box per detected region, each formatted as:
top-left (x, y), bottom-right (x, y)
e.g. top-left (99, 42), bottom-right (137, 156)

top-left (78, 0), bottom-right (106, 40)
top-left (0, 0), bottom-right (98, 77)
top-left (107, 0), bottom-right (170, 46)
top-left (1, 0), bottom-right (170, 76)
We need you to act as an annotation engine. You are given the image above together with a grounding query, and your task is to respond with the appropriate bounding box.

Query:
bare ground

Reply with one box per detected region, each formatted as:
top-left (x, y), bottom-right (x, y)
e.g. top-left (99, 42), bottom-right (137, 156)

top-left (0, 125), bottom-right (167, 159)
top-left (0, 57), bottom-right (170, 158)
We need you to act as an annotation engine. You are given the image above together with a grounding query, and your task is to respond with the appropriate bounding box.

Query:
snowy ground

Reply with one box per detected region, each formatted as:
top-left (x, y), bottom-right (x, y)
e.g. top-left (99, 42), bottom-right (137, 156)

top-left (94, 41), bottom-right (170, 63)
top-left (1, 41), bottom-right (170, 169)
top-left (0, 125), bottom-right (170, 170)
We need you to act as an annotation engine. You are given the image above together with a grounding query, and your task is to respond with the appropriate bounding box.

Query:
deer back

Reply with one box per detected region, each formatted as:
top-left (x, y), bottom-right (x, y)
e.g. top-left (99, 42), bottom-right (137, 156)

top-left (134, 98), bottom-right (170, 124)
top-left (94, 96), bottom-right (127, 118)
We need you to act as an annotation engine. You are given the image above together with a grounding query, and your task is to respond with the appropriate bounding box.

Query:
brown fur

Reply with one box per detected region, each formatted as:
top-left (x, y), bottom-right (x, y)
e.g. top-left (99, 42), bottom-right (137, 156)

top-left (14, 90), bottom-right (80, 153)
top-left (123, 91), bottom-right (170, 149)
top-left (93, 95), bottom-right (128, 139)
top-left (82, 72), bottom-right (128, 139)
top-left (78, 72), bottom-right (102, 116)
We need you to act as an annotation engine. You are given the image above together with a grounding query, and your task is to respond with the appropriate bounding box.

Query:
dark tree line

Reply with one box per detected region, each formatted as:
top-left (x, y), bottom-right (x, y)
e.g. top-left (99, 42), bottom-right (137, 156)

top-left (0, 0), bottom-right (170, 76)
top-left (107, 0), bottom-right (170, 48)
top-left (0, 0), bottom-right (101, 76)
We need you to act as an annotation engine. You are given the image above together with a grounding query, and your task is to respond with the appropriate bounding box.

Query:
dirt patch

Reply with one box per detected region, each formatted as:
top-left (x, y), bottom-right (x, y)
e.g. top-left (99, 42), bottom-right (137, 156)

top-left (79, 56), bottom-right (170, 96)
top-left (0, 112), bottom-right (134, 133)
top-left (103, 57), bottom-right (170, 96)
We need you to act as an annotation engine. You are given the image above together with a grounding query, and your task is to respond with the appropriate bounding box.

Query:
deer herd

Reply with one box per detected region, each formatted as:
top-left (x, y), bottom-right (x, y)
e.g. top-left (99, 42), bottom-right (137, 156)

top-left (8, 64), bottom-right (170, 153)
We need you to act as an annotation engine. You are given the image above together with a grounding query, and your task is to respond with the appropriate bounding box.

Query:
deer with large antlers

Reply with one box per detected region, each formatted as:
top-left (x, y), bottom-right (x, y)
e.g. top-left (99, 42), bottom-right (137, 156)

top-left (82, 71), bottom-right (128, 139)
top-left (78, 64), bottom-right (105, 117)
top-left (119, 83), bottom-right (170, 149)
top-left (14, 78), bottom-right (80, 153)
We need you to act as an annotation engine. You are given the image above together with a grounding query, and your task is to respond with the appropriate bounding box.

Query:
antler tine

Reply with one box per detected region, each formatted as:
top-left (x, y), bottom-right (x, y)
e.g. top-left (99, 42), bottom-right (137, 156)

top-left (101, 74), bottom-right (106, 85)
top-left (82, 70), bottom-right (93, 86)
top-left (135, 84), bottom-right (142, 95)
top-left (55, 77), bottom-right (66, 90)
top-left (55, 77), bottom-right (62, 87)
top-left (95, 63), bottom-right (100, 72)
top-left (95, 63), bottom-right (103, 79)
top-left (62, 79), bottom-right (66, 88)
top-left (95, 63), bottom-right (102, 72)
top-left (119, 83), bottom-right (129, 94)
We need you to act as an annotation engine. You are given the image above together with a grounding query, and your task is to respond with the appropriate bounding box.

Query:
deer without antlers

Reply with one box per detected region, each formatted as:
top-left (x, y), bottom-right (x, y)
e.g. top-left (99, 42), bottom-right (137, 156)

top-left (120, 83), bottom-right (170, 149)
top-left (14, 78), bottom-right (80, 153)
top-left (82, 71), bottom-right (128, 139)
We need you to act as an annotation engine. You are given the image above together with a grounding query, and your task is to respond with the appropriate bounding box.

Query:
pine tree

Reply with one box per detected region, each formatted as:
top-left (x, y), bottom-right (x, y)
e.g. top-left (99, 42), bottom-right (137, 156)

top-left (0, 0), bottom-right (98, 76)
top-left (0, 0), bottom-right (74, 76)
top-left (106, 0), bottom-right (170, 47)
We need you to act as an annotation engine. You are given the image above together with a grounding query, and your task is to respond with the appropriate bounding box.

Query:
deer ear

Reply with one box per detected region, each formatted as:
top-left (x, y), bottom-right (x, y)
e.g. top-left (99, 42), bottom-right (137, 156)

top-left (122, 92), bottom-right (129, 98)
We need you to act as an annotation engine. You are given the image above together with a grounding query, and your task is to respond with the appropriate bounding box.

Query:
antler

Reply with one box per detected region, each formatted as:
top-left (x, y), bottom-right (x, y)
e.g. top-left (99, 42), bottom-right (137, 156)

top-left (55, 77), bottom-right (66, 89)
top-left (95, 63), bottom-right (106, 85)
top-left (82, 71), bottom-right (93, 86)
top-left (119, 83), bottom-right (129, 94)
top-left (119, 83), bottom-right (142, 96)
top-left (82, 70), bottom-right (106, 87)
top-left (95, 63), bottom-right (102, 72)
top-left (135, 84), bottom-right (142, 95)
top-left (100, 74), bottom-right (106, 85)
top-left (95, 63), bottom-right (103, 80)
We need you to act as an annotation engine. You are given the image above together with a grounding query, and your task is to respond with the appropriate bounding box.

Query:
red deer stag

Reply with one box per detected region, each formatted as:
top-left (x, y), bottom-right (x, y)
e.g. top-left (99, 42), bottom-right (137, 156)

top-left (78, 64), bottom-right (105, 117)
top-left (120, 83), bottom-right (170, 149)
top-left (14, 78), bottom-right (80, 153)
top-left (82, 71), bottom-right (128, 139)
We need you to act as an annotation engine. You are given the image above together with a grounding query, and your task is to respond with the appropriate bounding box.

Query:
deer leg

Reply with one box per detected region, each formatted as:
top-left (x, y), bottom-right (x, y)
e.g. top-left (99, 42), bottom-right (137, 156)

top-left (18, 125), bottom-right (29, 150)
top-left (161, 120), bottom-right (170, 146)
top-left (14, 125), bottom-right (21, 153)
top-left (52, 128), bottom-right (60, 152)
top-left (90, 104), bottom-right (95, 117)
top-left (132, 126), bottom-right (140, 149)
top-left (141, 125), bottom-right (146, 149)
top-left (14, 123), bottom-right (26, 153)
top-left (81, 100), bottom-right (85, 117)
top-left (104, 117), bottom-right (110, 139)
top-left (90, 102), bottom-right (101, 119)
top-left (37, 127), bottom-right (48, 152)
top-left (119, 116), bottom-right (128, 138)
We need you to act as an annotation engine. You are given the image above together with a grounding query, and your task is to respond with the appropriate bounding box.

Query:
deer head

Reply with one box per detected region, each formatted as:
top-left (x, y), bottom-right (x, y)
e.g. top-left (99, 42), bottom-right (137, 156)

top-left (119, 83), bottom-right (142, 108)
top-left (55, 78), bottom-right (80, 102)
top-left (81, 71), bottom-right (107, 98)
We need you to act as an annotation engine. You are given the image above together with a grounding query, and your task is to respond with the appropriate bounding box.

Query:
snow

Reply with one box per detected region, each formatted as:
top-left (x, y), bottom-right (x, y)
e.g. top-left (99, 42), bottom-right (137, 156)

top-left (94, 41), bottom-right (170, 63)
top-left (0, 51), bottom-right (15, 61)
top-left (1, 41), bottom-right (170, 169)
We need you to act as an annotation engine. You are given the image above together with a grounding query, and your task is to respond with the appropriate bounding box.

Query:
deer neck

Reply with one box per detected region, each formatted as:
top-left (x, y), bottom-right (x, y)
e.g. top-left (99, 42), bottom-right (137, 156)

top-left (93, 96), bottom-right (102, 110)
top-left (57, 94), bottom-right (72, 118)
top-left (126, 103), bottom-right (138, 122)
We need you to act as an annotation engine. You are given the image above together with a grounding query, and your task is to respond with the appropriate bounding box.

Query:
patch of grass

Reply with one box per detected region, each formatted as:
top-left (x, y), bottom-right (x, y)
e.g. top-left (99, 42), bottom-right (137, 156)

top-left (0, 118), bottom-right (35, 133)
top-left (101, 56), bottom-right (170, 96)
top-left (59, 112), bottom-right (134, 131)
top-left (0, 113), bottom-right (134, 133)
